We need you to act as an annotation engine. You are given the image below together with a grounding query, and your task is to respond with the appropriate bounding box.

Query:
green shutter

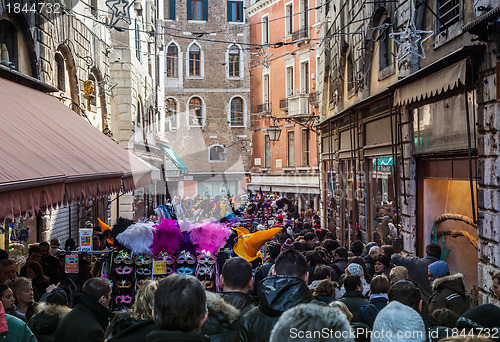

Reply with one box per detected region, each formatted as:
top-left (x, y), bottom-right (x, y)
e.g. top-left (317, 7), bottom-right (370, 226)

top-left (170, 0), bottom-right (176, 20)
top-left (237, 1), bottom-right (243, 22)
top-left (203, 0), bottom-right (208, 21)
top-left (187, 0), bottom-right (192, 20)
top-left (227, 1), bottom-right (232, 22)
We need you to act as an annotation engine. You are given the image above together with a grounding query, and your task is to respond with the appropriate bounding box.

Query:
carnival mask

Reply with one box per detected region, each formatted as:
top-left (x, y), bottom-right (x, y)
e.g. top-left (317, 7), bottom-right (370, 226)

top-left (134, 255), bottom-right (153, 266)
top-left (177, 251), bottom-right (197, 265)
top-left (177, 266), bottom-right (195, 275)
top-left (115, 252), bottom-right (133, 265)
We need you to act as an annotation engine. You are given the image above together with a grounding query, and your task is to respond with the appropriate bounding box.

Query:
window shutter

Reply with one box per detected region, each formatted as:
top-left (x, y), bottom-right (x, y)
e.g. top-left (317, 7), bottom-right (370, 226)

top-left (227, 1), bottom-right (232, 21)
top-left (187, 0), bottom-right (192, 20)
top-left (237, 1), bottom-right (243, 22)
top-left (203, 0), bottom-right (208, 21)
top-left (170, 0), bottom-right (176, 20)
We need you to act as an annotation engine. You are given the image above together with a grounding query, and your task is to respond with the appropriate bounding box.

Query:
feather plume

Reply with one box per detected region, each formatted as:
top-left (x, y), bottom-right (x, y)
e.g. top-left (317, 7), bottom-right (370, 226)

top-left (189, 221), bottom-right (232, 255)
top-left (150, 218), bottom-right (182, 255)
top-left (116, 222), bottom-right (155, 255)
top-left (112, 217), bottom-right (134, 250)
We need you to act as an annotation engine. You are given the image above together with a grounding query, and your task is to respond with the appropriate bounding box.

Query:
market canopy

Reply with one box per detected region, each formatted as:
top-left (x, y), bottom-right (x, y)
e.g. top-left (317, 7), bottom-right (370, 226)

top-left (0, 76), bottom-right (154, 219)
top-left (161, 145), bottom-right (188, 174)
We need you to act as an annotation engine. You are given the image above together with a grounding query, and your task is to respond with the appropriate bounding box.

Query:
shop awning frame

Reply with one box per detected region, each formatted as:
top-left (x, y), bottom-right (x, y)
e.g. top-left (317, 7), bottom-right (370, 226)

top-left (161, 145), bottom-right (188, 174)
top-left (0, 76), bottom-right (153, 219)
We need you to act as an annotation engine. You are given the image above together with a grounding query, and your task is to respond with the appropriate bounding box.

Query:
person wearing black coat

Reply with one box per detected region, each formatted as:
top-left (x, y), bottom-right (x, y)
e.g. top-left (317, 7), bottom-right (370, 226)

top-left (28, 301), bottom-right (70, 342)
top-left (237, 250), bottom-right (313, 342)
top-left (338, 275), bottom-right (369, 322)
top-left (201, 291), bottom-right (240, 342)
top-left (330, 248), bottom-right (349, 281)
top-left (219, 257), bottom-right (256, 318)
top-left (55, 278), bottom-right (113, 342)
top-left (107, 311), bottom-right (157, 342)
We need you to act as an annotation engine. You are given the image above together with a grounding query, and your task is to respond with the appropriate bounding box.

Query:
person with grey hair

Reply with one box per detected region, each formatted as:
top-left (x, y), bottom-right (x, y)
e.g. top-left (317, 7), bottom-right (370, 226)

top-left (363, 246), bottom-right (382, 278)
top-left (270, 303), bottom-right (353, 342)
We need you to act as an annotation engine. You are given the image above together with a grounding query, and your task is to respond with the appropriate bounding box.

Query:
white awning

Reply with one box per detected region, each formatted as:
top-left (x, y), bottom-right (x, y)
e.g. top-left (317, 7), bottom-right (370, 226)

top-left (393, 60), bottom-right (466, 106)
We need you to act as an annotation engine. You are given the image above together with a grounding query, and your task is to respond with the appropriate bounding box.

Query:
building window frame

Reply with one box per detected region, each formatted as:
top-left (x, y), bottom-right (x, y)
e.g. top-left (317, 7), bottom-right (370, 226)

top-left (166, 43), bottom-right (179, 78)
top-left (262, 14), bottom-right (269, 45)
top-left (284, 2), bottom-right (293, 37)
top-left (265, 135), bottom-right (271, 168)
top-left (287, 130), bottom-right (295, 167)
top-left (227, 0), bottom-right (244, 23)
top-left (227, 43), bottom-right (243, 79)
top-left (229, 96), bottom-right (245, 127)
top-left (187, 96), bottom-right (205, 127)
top-left (209, 144), bottom-right (226, 163)
top-left (165, 97), bottom-right (179, 131)
top-left (165, 0), bottom-right (176, 20)
top-left (186, 41), bottom-right (204, 78)
top-left (301, 128), bottom-right (310, 166)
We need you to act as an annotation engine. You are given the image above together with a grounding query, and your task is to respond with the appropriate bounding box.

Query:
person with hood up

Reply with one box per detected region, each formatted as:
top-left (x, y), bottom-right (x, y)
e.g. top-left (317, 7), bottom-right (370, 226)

top-left (371, 301), bottom-right (427, 342)
top-left (236, 249), bottom-right (314, 342)
top-left (28, 288), bottom-right (70, 342)
top-left (428, 260), bottom-right (470, 316)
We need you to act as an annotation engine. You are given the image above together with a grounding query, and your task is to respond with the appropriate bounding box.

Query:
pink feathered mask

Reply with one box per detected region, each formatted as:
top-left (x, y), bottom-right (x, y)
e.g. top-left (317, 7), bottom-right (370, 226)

top-left (150, 218), bottom-right (183, 255)
top-left (189, 221), bottom-right (232, 255)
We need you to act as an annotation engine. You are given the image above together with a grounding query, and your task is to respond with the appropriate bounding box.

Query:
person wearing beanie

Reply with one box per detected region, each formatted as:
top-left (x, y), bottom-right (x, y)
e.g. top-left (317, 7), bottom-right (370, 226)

top-left (428, 261), bottom-right (470, 316)
top-left (280, 238), bottom-right (294, 252)
top-left (28, 288), bottom-right (71, 342)
top-left (456, 304), bottom-right (500, 339)
top-left (371, 301), bottom-right (426, 342)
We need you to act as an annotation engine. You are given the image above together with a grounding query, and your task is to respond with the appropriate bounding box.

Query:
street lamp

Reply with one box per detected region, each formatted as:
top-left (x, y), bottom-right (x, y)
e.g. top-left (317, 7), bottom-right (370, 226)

top-left (267, 125), bottom-right (282, 141)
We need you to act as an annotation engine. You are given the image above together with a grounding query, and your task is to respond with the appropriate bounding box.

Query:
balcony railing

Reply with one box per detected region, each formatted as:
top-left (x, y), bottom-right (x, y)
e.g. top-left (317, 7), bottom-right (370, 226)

top-left (292, 27), bottom-right (309, 41)
top-left (280, 98), bottom-right (288, 111)
top-left (257, 102), bottom-right (271, 114)
top-left (309, 91), bottom-right (319, 107)
top-left (288, 93), bottom-right (310, 116)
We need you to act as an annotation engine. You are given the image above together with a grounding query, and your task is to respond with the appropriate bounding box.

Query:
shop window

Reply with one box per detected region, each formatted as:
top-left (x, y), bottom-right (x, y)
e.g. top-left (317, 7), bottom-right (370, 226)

top-left (188, 43), bottom-right (201, 76)
top-left (165, 98), bottom-right (178, 130)
top-left (0, 20), bottom-right (18, 68)
top-left (230, 97), bottom-right (244, 126)
top-left (166, 44), bottom-right (179, 77)
top-left (55, 53), bottom-right (65, 92)
top-left (288, 131), bottom-right (295, 166)
top-left (209, 144), bottom-right (226, 162)
top-left (188, 96), bottom-right (203, 127)
top-left (165, 0), bottom-right (175, 20)
top-left (227, 1), bottom-right (244, 22)
top-left (228, 44), bottom-right (240, 77)
top-left (368, 157), bottom-right (398, 245)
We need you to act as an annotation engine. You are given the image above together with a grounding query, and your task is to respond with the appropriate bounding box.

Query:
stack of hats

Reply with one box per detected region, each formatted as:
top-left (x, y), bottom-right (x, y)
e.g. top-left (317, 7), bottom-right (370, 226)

top-left (280, 238), bottom-right (295, 252)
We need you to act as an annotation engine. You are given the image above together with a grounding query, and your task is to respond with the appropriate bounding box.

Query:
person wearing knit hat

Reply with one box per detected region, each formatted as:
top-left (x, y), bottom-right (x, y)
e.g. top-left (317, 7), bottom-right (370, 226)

top-left (428, 260), bottom-right (450, 280)
top-left (371, 301), bottom-right (426, 342)
top-left (280, 238), bottom-right (294, 252)
top-left (456, 304), bottom-right (500, 339)
top-left (428, 260), bottom-right (470, 316)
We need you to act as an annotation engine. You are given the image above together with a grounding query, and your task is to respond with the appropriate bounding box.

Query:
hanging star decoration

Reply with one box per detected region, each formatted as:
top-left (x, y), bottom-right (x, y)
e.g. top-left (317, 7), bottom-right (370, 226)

top-left (105, 0), bottom-right (136, 28)
top-left (251, 46), bottom-right (272, 69)
top-left (97, 74), bottom-right (118, 97)
top-left (389, 18), bottom-right (433, 61)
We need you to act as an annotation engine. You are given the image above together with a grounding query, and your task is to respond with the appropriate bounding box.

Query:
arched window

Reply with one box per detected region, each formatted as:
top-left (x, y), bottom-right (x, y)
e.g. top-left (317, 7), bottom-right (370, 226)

top-left (228, 44), bottom-right (240, 77)
top-left (55, 53), bottom-right (65, 92)
top-left (188, 44), bottom-right (201, 76)
top-left (209, 145), bottom-right (226, 162)
top-left (166, 44), bottom-right (178, 77)
top-left (230, 97), bottom-right (244, 126)
top-left (0, 20), bottom-right (18, 68)
top-left (136, 101), bottom-right (142, 127)
top-left (188, 97), bottom-right (203, 126)
top-left (165, 98), bottom-right (178, 130)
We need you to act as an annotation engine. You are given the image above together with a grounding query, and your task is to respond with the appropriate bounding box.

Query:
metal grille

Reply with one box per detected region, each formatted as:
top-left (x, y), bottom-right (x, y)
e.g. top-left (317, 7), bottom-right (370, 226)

top-left (438, 0), bottom-right (460, 32)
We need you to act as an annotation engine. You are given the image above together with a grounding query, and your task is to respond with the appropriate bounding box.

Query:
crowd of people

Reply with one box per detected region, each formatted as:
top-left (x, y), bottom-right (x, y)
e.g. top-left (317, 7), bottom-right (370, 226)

top-left (0, 212), bottom-right (498, 341)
